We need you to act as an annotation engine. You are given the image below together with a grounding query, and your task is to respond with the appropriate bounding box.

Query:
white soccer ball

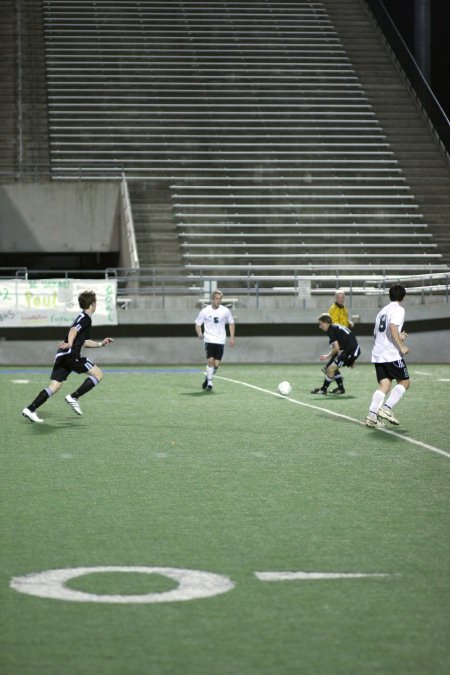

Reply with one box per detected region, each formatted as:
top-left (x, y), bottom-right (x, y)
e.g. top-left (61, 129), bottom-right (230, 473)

top-left (278, 381), bottom-right (292, 396)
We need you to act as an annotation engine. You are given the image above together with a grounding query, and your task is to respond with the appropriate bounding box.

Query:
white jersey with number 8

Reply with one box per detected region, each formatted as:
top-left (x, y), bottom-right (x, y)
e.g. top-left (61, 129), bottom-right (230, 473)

top-left (371, 301), bottom-right (405, 363)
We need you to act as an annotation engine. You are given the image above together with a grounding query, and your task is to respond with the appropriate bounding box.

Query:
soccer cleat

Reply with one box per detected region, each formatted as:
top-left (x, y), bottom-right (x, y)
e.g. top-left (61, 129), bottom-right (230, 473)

top-left (22, 408), bottom-right (43, 423)
top-left (365, 412), bottom-right (378, 428)
top-left (65, 394), bottom-right (83, 415)
top-left (378, 405), bottom-right (399, 426)
top-left (201, 377), bottom-right (208, 390)
top-left (206, 384), bottom-right (213, 392)
top-left (311, 388), bottom-right (327, 395)
top-left (330, 388), bottom-right (345, 395)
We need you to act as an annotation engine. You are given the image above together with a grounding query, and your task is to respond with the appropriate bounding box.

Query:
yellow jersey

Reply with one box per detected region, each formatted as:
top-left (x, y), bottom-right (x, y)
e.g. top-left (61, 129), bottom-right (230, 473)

top-left (328, 303), bottom-right (351, 328)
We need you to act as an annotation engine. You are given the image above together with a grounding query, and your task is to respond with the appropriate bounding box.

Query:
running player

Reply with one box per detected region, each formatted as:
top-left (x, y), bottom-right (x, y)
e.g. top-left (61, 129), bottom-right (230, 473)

top-left (365, 284), bottom-right (410, 427)
top-left (195, 289), bottom-right (235, 391)
top-left (22, 290), bottom-right (114, 423)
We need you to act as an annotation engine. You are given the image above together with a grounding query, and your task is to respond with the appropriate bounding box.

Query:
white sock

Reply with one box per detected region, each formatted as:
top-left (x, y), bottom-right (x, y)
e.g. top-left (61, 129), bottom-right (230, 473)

top-left (206, 365), bottom-right (214, 383)
top-left (369, 390), bottom-right (385, 415)
top-left (384, 384), bottom-right (407, 410)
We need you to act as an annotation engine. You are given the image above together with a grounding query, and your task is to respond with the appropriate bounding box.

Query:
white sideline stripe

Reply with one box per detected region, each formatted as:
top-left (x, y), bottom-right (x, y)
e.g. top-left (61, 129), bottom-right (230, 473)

top-left (255, 571), bottom-right (390, 581)
top-left (216, 375), bottom-right (450, 460)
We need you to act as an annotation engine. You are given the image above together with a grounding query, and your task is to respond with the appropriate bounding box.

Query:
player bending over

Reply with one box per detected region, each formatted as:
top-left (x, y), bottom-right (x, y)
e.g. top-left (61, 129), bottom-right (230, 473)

top-left (311, 313), bottom-right (361, 395)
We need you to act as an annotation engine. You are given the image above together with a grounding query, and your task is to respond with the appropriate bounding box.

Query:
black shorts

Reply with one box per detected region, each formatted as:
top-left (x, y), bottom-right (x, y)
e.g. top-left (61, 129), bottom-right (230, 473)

top-left (50, 354), bottom-right (95, 382)
top-left (205, 342), bottom-right (225, 361)
top-left (334, 345), bottom-right (361, 368)
top-left (375, 360), bottom-right (409, 383)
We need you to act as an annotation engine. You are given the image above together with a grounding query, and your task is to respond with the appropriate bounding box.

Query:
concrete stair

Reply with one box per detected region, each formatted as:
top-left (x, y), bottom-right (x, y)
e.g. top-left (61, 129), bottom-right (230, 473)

top-left (128, 182), bottom-right (183, 267)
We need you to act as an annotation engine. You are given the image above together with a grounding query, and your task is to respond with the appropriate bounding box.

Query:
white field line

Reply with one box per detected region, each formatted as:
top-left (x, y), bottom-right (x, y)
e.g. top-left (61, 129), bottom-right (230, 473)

top-left (255, 571), bottom-right (390, 581)
top-left (216, 375), bottom-right (450, 461)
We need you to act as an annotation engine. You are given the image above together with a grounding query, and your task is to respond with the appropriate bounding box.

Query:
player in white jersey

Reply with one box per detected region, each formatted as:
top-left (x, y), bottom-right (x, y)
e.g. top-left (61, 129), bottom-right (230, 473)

top-left (195, 290), bottom-right (235, 391)
top-left (365, 284), bottom-right (410, 428)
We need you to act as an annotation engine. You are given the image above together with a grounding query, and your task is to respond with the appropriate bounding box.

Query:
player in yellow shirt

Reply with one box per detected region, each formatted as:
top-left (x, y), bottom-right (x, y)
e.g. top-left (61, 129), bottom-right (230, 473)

top-left (328, 290), bottom-right (354, 329)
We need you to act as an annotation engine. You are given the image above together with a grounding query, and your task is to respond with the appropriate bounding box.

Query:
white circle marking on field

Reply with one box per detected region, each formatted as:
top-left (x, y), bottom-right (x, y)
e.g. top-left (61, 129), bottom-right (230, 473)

top-left (10, 566), bottom-right (235, 603)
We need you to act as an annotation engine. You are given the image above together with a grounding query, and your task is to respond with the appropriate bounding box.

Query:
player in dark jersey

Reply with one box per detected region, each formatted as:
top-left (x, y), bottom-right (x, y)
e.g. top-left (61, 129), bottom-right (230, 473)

top-left (22, 290), bottom-right (114, 423)
top-left (311, 313), bottom-right (361, 395)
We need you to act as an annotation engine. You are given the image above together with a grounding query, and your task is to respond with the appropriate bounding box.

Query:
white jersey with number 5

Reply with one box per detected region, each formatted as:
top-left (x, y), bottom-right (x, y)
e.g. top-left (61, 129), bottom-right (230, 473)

top-left (195, 304), bottom-right (234, 345)
top-left (371, 301), bottom-right (405, 363)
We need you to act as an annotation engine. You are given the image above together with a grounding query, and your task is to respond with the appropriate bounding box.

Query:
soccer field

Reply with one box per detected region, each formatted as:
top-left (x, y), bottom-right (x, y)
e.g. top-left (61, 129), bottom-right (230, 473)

top-left (1, 364), bottom-right (450, 674)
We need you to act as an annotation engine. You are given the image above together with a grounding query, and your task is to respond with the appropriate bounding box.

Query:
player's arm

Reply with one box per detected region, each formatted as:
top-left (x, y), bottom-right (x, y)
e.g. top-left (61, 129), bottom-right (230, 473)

top-left (58, 326), bottom-right (78, 350)
top-left (390, 323), bottom-right (409, 356)
top-left (85, 337), bottom-right (114, 348)
top-left (228, 321), bottom-right (235, 347)
top-left (319, 340), bottom-right (340, 362)
top-left (195, 321), bottom-right (204, 339)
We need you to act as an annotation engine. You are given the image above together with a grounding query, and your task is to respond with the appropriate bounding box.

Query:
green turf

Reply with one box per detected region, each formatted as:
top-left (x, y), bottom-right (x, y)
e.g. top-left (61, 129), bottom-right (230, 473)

top-left (1, 364), bottom-right (449, 674)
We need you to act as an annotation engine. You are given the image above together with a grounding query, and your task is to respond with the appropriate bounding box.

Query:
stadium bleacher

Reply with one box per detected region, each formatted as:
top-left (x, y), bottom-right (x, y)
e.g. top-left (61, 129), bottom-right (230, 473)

top-left (1, 0), bottom-right (449, 292)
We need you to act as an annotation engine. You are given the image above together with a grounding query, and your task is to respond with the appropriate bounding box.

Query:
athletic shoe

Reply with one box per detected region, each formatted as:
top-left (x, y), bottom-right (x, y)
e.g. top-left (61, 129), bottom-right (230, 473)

top-left (330, 388), bottom-right (345, 395)
top-left (65, 394), bottom-right (83, 415)
top-left (311, 388), bottom-right (327, 395)
top-left (22, 408), bottom-right (43, 423)
top-left (377, 405), bottom-right (399, 426)
top-left (201, 377), bottom-right (208, 390)
top-left (365, 412), bottom-right (378, 428)
top-left (206, 384), bottom-right (213, 392)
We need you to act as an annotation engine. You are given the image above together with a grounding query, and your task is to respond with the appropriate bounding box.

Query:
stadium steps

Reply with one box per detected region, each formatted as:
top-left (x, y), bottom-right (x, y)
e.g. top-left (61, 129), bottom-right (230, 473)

top-left (128, 182), bottom-right (183, 267)
top-left (38, 0), bottom-right (450, 278)
top-left (322, 0), bottom-right (450, 264)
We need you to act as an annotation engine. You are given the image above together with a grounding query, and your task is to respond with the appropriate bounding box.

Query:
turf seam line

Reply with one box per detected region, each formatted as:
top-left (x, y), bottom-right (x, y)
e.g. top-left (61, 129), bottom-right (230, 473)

top-left (216, 375), bottom-right (450, 461)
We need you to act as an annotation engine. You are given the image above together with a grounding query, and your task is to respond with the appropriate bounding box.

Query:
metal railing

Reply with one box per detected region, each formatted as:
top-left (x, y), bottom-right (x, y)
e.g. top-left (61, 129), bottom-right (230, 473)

top-left (1, 267), bottom-right (448, 309)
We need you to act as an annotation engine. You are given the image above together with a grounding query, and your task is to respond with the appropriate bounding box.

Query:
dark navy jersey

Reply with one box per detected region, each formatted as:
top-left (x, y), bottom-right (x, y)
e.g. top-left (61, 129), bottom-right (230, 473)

top-left (55, 311), bottom-right (92, 360)
top-left (326, 323), bottom-right (358, 352)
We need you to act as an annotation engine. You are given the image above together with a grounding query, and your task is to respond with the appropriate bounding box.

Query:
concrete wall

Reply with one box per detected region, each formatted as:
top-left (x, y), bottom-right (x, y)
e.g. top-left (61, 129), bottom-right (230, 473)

top-left (1, 305), bottom-right (449, 365)
top-left (0, 181), bottom-right (121, 253)
top-left (1, 332), bottom-right (449, 366)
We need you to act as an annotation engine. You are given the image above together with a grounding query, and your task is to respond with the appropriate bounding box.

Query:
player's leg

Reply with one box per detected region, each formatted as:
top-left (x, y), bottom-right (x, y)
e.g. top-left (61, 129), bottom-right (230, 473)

top-left (204, 345), bottom-right (224, 391)
top-left (204, 356), bottom-right (215, 390)
top-left (377, 361), bottom-right (410, 425)
top-left (332, 347), bottom-right (360, 395)
top-left (65, 362), bottom-right (103, 415)
top-left (202, 343), bottom-right (213, 389)
top-left (22, 364), bottom-right (66, 423)
top-left (312, 362), bottom-right (337, 394)
top-left (365, 365), bottom-right (391, 427)
top-left (330, 368), bottom-right (345, 394)
top-left (384, 377), bottom-right (410, 405)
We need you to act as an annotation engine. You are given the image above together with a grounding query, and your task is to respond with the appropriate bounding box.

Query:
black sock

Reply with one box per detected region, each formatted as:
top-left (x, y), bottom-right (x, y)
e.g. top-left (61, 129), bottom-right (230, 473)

top-left (335, 374), bottom-right (344, 390)
top-left (28, 388), bottom-right (52, 412)
top-left (71, 376), bottom-right (98, 399)
top-left (322, 377), bottom-right (333, 390)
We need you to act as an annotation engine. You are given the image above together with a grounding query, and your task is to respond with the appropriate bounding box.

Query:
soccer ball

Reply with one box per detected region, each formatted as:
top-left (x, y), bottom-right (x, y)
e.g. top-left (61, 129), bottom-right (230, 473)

top-left (278, 381), bottom-right (292, 396)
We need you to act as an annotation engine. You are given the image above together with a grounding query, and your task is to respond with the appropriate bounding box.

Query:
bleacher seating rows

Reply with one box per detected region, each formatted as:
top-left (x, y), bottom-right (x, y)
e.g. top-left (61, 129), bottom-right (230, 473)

top-left (38, 0), bottom-right (450, 280)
